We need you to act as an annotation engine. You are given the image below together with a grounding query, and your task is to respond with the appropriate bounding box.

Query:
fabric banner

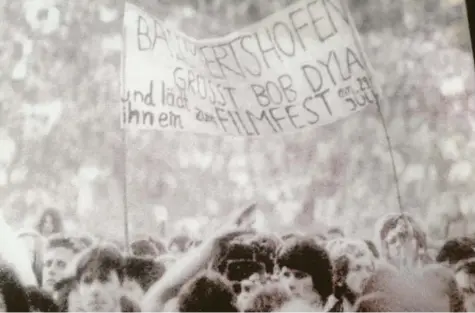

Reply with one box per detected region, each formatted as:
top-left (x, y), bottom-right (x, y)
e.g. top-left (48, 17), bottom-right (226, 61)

top-left (121, 0), bottom-right (379, 136)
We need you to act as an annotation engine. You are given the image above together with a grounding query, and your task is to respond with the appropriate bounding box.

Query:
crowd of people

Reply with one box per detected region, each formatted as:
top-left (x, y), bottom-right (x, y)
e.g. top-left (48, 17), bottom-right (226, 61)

top-left (1, 204), bottom-right (475, 312)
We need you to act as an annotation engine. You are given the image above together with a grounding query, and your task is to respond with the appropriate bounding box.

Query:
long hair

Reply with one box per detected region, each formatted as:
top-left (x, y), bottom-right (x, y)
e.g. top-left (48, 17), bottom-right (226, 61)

top-left (277, 237), bottom-right (333, 303)
top-left (35, 207), bottom-right (64, 236)
top-left (374, 212), bottom-right (427, 264)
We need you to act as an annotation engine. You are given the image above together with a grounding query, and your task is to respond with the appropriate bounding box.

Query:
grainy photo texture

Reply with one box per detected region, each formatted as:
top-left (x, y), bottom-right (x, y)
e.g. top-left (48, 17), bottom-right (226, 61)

top-left (1, 0), bottom-right (474, 311)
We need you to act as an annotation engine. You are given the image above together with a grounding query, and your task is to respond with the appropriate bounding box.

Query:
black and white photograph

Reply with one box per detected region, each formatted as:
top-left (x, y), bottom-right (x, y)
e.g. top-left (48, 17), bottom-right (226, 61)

top-left (1, 0), bottom-right (475, 311)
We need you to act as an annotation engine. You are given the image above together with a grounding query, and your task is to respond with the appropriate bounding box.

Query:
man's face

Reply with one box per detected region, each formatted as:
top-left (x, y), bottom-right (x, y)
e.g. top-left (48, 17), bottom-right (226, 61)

top-left (346, 254), bottom-right (375, 294)
top-left (384, 219), bottom-right (417, 265)
top-left (333, 243), bottom-right (375, 294)
top-left (279, 267), bottom-right (316, 302)
top-left (42, 247), bottom-right (75, 293)
top-left (78, 268), bottom-right (122, 312)
top-left (235, 272), bottom-right (264, 309)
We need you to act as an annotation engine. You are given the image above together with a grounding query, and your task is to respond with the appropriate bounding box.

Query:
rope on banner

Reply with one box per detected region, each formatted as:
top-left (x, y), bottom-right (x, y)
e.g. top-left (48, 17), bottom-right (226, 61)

top-left (342, 1), bottom-right (404, 213)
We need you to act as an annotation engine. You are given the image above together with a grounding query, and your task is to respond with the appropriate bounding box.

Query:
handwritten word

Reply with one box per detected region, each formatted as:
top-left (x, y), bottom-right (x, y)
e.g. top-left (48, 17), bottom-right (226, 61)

top-left (161, 81), bottom-right (190, 111)
top-left (302, 48), bottom-right (364, 93)
top-left (121, 80), bottom-right (155, 106)
top-left (172, 67), bottom-right (237, 108)
top-left (122, 101), bottom-right (183, 129)
top-left (251, 74), bottom-right (297, 107)
top-left (195, 108), bottom-right (217, 125)
top-left (135, 0), bottom-right (350, 81)
top-left (213, 94), bottom-right (335, 136)
top-left (338, 76), bottom-right (378, 111)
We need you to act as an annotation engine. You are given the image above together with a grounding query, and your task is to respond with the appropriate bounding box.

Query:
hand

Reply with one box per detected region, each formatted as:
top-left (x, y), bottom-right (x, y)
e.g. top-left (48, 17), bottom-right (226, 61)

top-left (214, 203), bottom-right (257, 237)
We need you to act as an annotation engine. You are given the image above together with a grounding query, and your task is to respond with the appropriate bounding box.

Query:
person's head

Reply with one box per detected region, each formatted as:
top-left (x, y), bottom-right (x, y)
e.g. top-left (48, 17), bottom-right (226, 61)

top-left (240, 282), bottom-right (292, 312)
top-left (119, 295), bottom-right (141, 312)
top-left (436, 236), bottom-right (475, 266)
top-left (327, 226), bottom-right (345, 240)
top-left (130, 239), bottom-right (158, 258)
top-left (42, 234), bottom-right (84, 294)
top-left (0, 262), bottom-right (31, 312)
top-left (74, 244), bottom-right (125, 312)
top-left (375, 213), bottom-right (427, 266)
top-left (233, 271), bottom-right (270, 308)
top-left (177, 270), bottom-right (238, 312)
top-left (122, 256), bottom-right (166, 303)
top-left (326, 238), bottom-right (376, 294)
top-left (214, 241), bottom-right (256, 276)
top-left (277, 237), bottom-right (333, 305)
top-left (245, 233), bottom-right (281, 274)
top-left (36, 208), bottom-right (64, 237)
top-left (25, 285), bottom-right (59, 312)
top-left (168, 234), bottom-right (192, 254)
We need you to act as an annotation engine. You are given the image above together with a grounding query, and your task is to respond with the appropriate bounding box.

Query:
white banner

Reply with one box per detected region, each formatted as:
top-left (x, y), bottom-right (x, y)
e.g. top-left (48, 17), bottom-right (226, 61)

top-left (121, 0), bottom-right (379, 136)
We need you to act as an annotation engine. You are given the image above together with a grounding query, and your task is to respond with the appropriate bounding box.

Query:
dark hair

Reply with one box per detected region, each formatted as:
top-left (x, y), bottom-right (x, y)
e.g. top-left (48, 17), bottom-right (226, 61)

top-left (130, 239), bottom-right (159, 258)
top-left (75, 244), bottom-right (125, 284)
top-left (168, 234), bottom-right (192, 253)
top-left (214, 242), bottom-right (256, 275)
top-left (277, 237), bottom-right (333, 302)
top-left (0, 263), bottom-right (31, 312)
top-left (177, 270), bottom-right (238, 312)
top-left (25, 285), bottom-right (59, 312)
top-left (242, 283), bottom-right (292, 312)
top-left (455, 258), bottom-right (475, 275)
top-left (45, 234), bottom-right (85, 254)
top-left (436, 236), bottom-right (475, 265)
top-left (214, 235), bottom-right (278, 277)
top-left (328, 226), bottom-right (344, 237)
top-left (281, 233), bottom-right (302, 241)
top-left (35, 208), bottom-right (64, 236)
top-left (120, 295), bottom-right (141, 312)
top-left (246, 234), bottom-right (280, 273)
top-left (123, 256), bottom-right (166, 291)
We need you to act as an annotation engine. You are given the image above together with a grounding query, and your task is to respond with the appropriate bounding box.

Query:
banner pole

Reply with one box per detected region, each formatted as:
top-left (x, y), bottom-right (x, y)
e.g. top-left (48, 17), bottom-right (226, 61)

top-left (121, 7), bottom-right (130, 254)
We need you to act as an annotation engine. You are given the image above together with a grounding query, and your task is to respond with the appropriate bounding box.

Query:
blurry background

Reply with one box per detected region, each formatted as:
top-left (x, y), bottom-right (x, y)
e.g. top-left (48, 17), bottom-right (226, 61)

top-left (0, 0), bottom-right (473, 244)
